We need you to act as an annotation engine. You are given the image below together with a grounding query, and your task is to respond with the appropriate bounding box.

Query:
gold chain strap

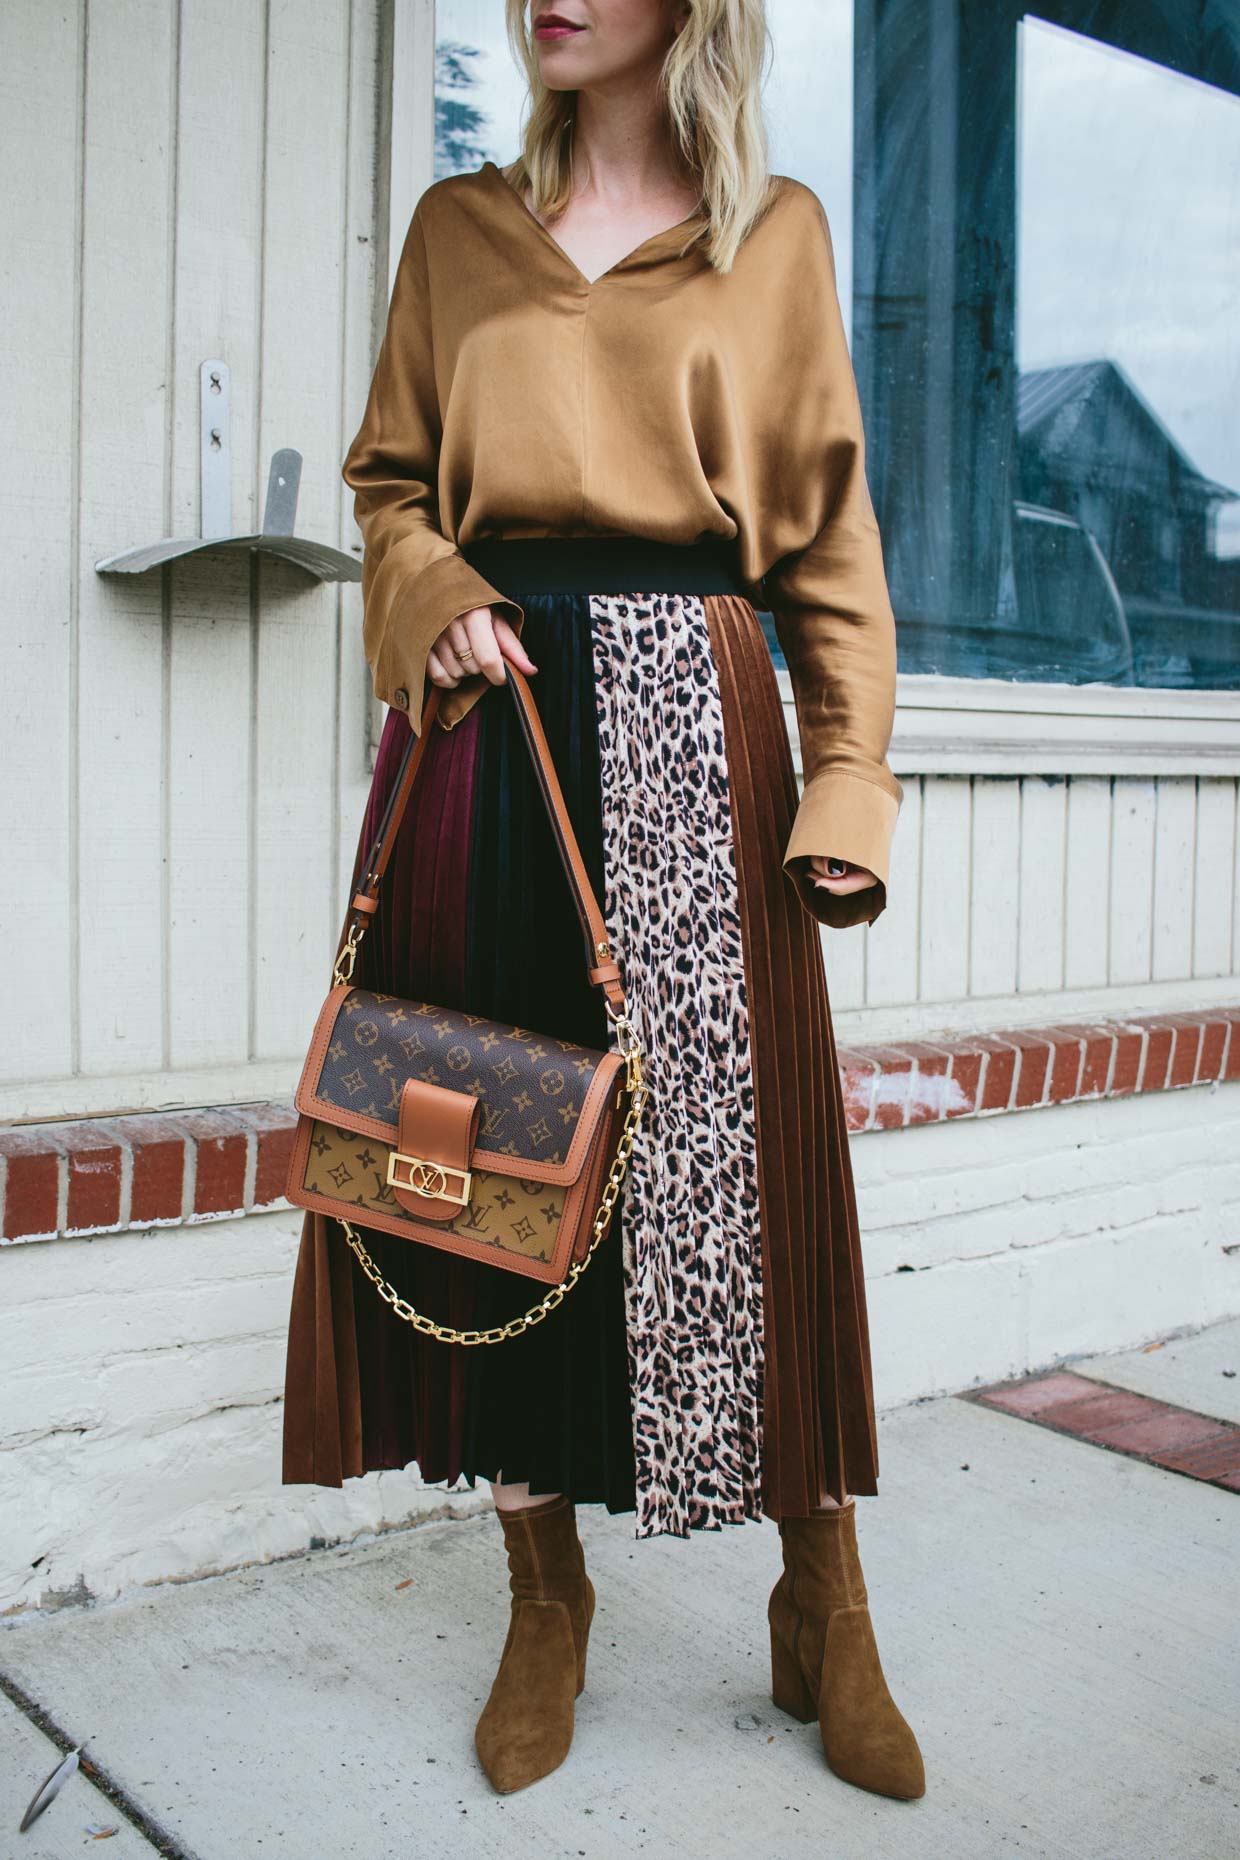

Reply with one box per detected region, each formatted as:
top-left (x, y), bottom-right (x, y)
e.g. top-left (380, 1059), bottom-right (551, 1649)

top-left (339, 1061), bottom-right (649, 1346)
top-left (330, 914), bottom-right (650, 1345)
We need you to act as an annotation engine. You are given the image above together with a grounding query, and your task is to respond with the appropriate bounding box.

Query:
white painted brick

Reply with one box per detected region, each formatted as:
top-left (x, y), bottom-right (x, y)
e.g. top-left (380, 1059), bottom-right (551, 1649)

top-left (1048, 1182), bottom-right (1162, 1244)
top-left (1023, 1222), bottom-right (1230, 1367)
top-left (2, 1367), bottom-right (105, 1446)
top-left (97, 1331), bottom-right (287, 1430)
top-left (0, 1211), bottom-right (481, 1614)
top-left (858, 1081), bottom-right (1240, 1410)
top-left (867, 1253), bottom-right (1029, 1410)
top-left (864, 1193), bottom-right (1068, 1275)
top-left (0, 1219), bottom-right (303, 1375)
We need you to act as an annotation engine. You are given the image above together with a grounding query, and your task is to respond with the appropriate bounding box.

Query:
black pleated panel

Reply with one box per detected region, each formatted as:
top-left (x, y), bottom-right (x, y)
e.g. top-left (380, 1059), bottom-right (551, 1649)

top-left (459, 594), bottom-right (637, 1512)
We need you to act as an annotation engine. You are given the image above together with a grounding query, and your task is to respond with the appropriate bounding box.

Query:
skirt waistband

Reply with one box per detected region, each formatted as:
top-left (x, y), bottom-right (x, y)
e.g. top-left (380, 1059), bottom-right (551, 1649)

top-left (461, 533), bottom-right (748, 597)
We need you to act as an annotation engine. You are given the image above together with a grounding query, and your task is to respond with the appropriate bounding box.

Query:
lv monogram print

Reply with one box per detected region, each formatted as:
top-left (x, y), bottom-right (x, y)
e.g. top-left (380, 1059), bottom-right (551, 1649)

top-left (313, 988), bottom-right (603, 1169)
top-left (303, 1119), bottom-right (567, 1264)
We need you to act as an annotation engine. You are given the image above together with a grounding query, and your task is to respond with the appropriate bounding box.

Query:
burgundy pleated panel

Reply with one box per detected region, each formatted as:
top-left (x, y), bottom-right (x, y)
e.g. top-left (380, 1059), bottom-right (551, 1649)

top-left (702, 593), bottom-right (879, 1513)
top-left (281, 704), bottom-right (482, 1486)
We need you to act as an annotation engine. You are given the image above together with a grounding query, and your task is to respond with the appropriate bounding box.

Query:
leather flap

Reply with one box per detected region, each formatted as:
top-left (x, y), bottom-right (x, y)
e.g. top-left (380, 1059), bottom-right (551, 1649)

top-left (387, 1077), bottom-right (480, 1222)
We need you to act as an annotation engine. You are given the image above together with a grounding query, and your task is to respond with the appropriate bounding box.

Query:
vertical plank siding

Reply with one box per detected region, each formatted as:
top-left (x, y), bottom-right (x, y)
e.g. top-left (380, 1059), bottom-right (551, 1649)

top-left (1193, 781), bottom-right (1237, 979)
top-left (829, 771), bottom-right (1240, 1014)
top-left (1062, 777), bottom-right (1112, 991)
top-left (0, 2), bottom-right (84, 1085)
top-left (251, 0), bottom-right (352, 1060)
top-left (2, 1), bottom-right (383, 1116)
top-left (76, 0), bottom-right (175, 1081)
top-left (166, 0), bottom-right (266, 1073)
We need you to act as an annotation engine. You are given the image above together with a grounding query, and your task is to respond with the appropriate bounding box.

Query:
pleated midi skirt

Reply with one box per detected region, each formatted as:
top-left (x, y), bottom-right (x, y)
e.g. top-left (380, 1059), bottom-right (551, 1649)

top-left (281, 535), bottom-right (879, 1539)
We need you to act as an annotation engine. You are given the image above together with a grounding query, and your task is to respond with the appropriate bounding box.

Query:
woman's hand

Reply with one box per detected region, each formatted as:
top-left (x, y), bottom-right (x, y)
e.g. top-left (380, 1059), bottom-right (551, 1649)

top-left (427, 605), bottom-right (538, 689)
top-left (807, 854), bottom-right (878, 897)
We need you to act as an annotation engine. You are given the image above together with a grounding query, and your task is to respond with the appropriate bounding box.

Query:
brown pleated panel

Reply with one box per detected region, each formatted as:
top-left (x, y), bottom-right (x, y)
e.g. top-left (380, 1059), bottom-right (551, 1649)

top-left (702, 593), bottom-right (879, 1513)
top-left (282, 1207), bottom-right (364, 1485)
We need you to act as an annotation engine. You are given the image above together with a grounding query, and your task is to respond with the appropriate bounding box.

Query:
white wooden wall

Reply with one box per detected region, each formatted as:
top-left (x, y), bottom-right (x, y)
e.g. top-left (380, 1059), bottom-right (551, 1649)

top-left (825, 773), bottom-right (1240, 1028)
top-left (2, 0), bottom-right (1237, 1121)
top-left (0, 0), bottom-right (382, 1121)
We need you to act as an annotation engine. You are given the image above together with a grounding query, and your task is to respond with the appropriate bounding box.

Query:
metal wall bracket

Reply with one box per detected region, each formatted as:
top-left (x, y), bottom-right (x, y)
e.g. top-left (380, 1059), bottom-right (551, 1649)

top-left (95, 359), bottom-right (361, 583)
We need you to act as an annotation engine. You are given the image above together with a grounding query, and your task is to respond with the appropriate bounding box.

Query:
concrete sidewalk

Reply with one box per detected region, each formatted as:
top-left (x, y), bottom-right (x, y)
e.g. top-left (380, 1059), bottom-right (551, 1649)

top-left (3, 1323), bottom-right (1237, 1860)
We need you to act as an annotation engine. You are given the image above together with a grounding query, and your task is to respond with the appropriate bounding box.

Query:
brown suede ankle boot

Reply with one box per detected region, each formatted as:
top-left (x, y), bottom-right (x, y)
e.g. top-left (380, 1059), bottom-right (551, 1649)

top-left (474, 1494), bottom-right (596, 1794)
top-left (767, 1499), bottom-right (925, 1800)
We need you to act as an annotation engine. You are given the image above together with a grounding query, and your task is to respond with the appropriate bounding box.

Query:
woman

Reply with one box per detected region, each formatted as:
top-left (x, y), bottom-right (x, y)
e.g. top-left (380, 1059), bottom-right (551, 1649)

top-left (282, 0), bottom-right (923, 1805)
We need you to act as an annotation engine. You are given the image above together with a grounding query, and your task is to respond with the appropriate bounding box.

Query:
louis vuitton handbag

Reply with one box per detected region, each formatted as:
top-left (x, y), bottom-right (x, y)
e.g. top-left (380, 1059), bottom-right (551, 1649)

top-left (284, 662), bottom-right (649, 1346)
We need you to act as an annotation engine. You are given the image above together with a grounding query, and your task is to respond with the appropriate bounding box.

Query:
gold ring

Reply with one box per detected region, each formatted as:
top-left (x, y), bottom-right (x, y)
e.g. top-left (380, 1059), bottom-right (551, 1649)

top-left (459, 646), bottom-right (476, 662)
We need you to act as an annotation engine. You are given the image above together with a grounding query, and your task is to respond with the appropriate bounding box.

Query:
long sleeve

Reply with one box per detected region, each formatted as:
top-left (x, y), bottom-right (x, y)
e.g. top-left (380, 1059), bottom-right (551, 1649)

top-left (341, 203), bottom-right (525, 733)
top-left (761, 191), bottom-right (902, 930)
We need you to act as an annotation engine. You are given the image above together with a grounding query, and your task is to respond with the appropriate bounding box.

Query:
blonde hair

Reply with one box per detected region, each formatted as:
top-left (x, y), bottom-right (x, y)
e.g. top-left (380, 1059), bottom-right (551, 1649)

top-left (500, 0), bottom-right (778, 273)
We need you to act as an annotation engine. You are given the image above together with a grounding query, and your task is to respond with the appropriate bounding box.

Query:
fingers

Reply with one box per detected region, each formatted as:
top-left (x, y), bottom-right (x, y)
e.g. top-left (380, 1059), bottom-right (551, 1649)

top-left (457, 609), bottom-right (508, 684)
top-left (493, 615), bottom-right (538, 674)
top-left (811, 872), bottom-right (875, 895)
top-left (427, 607), bottom-right (538, 689)
top-left (431, 610), bottom-right (494, 684)
top-left (806, 855), bottom-right (878, 896)
top-left (428, 607), bottom-right (496, 687)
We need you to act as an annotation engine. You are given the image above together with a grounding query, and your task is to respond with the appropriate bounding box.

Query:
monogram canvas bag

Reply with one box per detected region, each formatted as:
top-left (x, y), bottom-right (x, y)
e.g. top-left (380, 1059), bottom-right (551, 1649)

top-left (284, 664), bottom-right (649, 1346)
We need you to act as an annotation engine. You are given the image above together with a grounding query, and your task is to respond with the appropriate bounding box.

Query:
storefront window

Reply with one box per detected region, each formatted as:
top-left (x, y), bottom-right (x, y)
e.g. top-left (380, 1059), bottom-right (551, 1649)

top-left (854, 5), bottom-right (1240, 691)
top-left (432, 4), bottom-right (1240, 692)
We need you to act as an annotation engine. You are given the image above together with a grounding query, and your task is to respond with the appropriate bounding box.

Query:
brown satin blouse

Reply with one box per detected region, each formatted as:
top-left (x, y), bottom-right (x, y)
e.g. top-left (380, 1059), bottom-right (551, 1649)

top-left (341, 159), bottom-right (902, 929)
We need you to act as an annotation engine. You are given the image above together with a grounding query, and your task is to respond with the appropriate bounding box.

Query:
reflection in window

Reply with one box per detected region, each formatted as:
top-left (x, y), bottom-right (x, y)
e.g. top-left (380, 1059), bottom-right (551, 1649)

top-left (1012, 21), bottom-right (1240, 689)
top-left (763, 0), bottom-right (853, 336)
top-left (885, 14), bottom-right (1240, 689)
top-left (434, 4), bottom-right (523, 177)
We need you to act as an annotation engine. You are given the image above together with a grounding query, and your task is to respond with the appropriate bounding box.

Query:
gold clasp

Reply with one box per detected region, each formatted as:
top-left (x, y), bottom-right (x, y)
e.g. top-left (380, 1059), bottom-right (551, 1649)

top-left (608, 1011), bottom-right (645, 1094)
top-left (333, 924), bottom-right (364, 988)
top-left (386, 1150), bottom-right (472, 1205)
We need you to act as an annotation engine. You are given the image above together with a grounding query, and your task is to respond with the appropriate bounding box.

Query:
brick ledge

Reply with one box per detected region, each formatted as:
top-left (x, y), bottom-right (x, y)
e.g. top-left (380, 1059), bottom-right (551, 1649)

top-left (2, 1005), bottom-right (1237, 1244)
top-left (840, 1005), bottom-right (1240, 1132)
top-left (0, 1103), bottom-right (298, 1245)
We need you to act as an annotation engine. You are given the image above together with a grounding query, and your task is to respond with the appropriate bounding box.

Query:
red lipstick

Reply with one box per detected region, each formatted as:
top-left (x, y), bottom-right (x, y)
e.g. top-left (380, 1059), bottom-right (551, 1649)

top-left (535, 12), bottom-right (586, 39)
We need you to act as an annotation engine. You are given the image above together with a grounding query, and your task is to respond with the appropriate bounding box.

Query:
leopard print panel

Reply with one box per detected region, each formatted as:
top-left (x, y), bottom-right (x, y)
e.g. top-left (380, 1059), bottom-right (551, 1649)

top-left (590, 591), bottom-right (765, 1538)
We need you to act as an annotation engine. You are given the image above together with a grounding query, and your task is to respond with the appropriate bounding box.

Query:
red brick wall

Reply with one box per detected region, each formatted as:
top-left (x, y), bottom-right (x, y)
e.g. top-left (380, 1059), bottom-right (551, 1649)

top-left (2, 1006), bottom-right (1237, 1243)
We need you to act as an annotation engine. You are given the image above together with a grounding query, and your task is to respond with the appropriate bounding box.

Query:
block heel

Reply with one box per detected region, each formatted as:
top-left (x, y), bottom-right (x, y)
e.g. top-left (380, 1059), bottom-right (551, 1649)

top-left (770, 1624), bottom-right (817, 1722)
top-left (576, 1574), bottom-right (596, 1696)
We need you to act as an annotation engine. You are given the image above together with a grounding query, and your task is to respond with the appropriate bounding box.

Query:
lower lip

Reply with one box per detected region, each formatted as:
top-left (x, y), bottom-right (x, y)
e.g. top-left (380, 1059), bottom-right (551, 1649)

top-left (535, 23), bottom-right (584, 38)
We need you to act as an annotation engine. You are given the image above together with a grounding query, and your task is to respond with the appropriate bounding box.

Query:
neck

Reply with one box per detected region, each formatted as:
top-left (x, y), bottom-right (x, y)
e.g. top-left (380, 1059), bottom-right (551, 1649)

top-left (566, 93), bottom-right (696, 209)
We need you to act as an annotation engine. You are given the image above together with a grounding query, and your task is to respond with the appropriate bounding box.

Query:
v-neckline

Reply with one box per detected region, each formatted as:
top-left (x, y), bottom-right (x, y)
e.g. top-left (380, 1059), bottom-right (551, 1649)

top-left (482, 159), bottom-right (704, 289)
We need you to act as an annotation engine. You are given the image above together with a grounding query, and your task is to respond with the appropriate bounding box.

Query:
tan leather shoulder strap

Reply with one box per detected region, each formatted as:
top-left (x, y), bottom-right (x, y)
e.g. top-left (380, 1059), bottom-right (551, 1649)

top-left (343, 669), bottom-right (626, 1014)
